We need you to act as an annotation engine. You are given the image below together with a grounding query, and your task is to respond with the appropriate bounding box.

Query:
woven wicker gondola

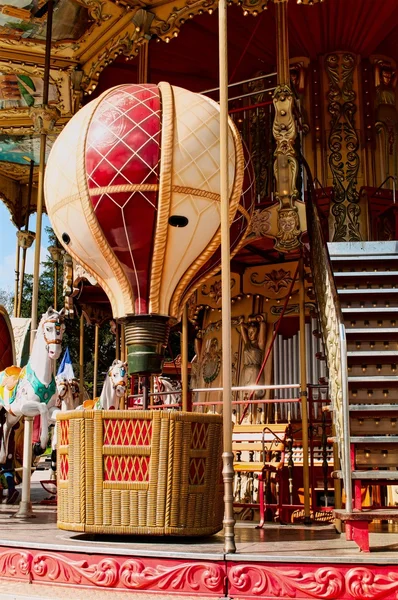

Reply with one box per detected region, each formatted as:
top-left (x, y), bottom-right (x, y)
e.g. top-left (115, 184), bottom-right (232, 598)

top-left (57, 409), bottom-right (223, 535)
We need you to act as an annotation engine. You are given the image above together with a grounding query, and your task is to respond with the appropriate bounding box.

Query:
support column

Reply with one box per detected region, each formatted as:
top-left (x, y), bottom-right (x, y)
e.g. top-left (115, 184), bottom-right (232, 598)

top-left (29, 0), bottom-right (59, 349)
top-left (93, 322), bottom-right (99, 399)
top-left (273, 0), bottom-right (302, 253)
top-left (79, 312), bottom-right (85, 403)
top-left (120, 324), bottom-right (126, 362)
top-left (138, 41), bottom-right (149, 84)
top-left (219, 0), bottom-right (235, 554)
top-left (17, 231), bottom-right (35, 318)
top-left (14, 417), bottom-right (34, 519)
top-left (181, 304), bottom-right (188, 411)
top-left (275, 0), bottom-right (290, 87)
top-left (299, 258), bottom-right (311, 522)
top-left (13, 234), bottom-right (20, 317)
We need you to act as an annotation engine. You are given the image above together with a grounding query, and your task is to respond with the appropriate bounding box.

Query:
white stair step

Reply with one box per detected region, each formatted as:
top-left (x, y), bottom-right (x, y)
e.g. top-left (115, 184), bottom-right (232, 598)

top-left (334, 470), bottom-right (398, 480)
top-left (350, 435), bottom-right (398, 443)
top-left (348, 376), bottom-right (398, 383)
top-left (349, 404), bottom-right (398, 411)
top-left (338, 288), bottom-right (398, 294)
top-left (335, 271), bottom-right (398, 278)
top-left (343, 307), bottom-right (398, 313)
top-left (328, 241), bottom-right (398, 256)
top-left (346, 327), bottom-right (398, 334)
top-left (347, 350), bottom-right (398, 357)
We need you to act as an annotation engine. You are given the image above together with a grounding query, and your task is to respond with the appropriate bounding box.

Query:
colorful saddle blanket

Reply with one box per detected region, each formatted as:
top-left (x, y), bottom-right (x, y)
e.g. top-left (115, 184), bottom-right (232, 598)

top-left (0, 364), bottom-right (56, 406)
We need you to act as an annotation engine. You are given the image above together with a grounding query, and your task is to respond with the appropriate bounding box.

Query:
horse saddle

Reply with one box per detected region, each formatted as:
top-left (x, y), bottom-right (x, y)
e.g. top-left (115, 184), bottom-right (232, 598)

top-left (0, 366), bottom-right (22, 404)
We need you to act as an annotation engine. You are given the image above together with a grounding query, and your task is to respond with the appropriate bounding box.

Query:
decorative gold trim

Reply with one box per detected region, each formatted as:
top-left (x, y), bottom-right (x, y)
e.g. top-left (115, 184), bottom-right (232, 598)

top-left (171, 186), bottom-right (221, 202)
top-left (89, 184), bottom-right (159, 195)
top-left (169, 114), bottom-right (246, 318)
top-left (75, 88), bottom-right (135, 318)
top-left (149, 81), bottom-right (175, 314)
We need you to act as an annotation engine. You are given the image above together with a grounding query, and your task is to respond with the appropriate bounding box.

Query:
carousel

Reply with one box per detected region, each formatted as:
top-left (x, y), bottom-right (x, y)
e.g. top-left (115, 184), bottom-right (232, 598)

top-left (1, 0), bottom-right (398, 598)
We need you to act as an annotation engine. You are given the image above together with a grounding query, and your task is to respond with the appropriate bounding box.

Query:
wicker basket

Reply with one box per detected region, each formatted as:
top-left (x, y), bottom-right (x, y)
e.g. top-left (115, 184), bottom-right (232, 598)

top-left (56, 410), bottom-right (224, 536)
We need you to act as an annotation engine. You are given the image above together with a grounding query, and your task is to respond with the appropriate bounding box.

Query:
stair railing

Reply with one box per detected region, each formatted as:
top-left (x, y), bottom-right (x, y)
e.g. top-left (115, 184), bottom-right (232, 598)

top-left (302, 158), bottom-right (352, 512)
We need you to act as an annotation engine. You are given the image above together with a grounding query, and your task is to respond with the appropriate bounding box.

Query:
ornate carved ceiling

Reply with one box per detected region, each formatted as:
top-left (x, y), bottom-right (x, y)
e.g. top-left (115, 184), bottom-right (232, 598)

top-left (0, 0), bottom-right (397, 226)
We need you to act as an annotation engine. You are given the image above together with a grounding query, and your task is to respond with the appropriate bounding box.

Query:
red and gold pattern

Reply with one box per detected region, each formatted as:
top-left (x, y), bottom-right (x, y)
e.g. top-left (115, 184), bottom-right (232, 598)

top-left (86, 85), bottom-right (161, 314)
top-left (103, 417), bottom-right (152, 446)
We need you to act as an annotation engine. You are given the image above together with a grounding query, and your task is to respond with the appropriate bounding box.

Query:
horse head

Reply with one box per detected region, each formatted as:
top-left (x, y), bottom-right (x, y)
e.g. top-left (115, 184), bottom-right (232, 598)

top-left (56, 375), bottom-right (69, 401)
top-left (108, 360), bottom-right (128, 398)
top-left (39, 307), bottom-right (66, 361)
top-left (69, 378), bottom-right (80, 405)
top-left (153, 376), bottom-right (182, 407)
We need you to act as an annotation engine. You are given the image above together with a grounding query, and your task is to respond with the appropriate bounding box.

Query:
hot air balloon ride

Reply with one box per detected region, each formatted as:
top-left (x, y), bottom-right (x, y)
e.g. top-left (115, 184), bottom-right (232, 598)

top-left (45, 82), bottom-right (254, 535)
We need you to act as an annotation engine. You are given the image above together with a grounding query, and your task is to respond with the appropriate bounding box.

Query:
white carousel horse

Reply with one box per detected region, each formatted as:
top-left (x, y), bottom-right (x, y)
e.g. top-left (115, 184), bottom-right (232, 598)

top-left (0, 307), bottom-right (65, 464)
top-left (93, 360), bottom-right (128, 410)
top-left (49, 375), bottom-right (78, 454)
top-left (153, 376), bottom-right (182, 408)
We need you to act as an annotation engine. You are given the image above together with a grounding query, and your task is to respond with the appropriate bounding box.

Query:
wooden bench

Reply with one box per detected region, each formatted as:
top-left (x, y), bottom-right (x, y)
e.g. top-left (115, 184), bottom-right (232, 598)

top-left (232, 423), bottom-right (290, 526)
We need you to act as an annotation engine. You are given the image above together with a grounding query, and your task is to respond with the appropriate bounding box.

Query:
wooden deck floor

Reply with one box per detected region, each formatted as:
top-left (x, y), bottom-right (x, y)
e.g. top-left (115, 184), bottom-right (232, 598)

top-left (1, 481), bottom-right (398, 563)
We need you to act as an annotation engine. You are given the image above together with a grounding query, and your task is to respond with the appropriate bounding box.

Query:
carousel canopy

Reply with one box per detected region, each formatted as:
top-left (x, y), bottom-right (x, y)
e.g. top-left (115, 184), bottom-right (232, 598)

top-left (0, 0), bottom-right (396, 225)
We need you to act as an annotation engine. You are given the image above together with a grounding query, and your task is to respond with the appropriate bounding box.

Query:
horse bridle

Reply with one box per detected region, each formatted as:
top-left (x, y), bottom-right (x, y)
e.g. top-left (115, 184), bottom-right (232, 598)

top-left (42, 318), bottom-right (64, 346)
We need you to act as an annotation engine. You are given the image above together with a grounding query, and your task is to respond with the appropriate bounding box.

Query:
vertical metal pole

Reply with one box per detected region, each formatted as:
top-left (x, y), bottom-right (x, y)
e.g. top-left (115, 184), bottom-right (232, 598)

top-left (275, 0), bottom-right (290, 86)
top-left (14, 417), bottom-right (35, 519)
top-left (14, 234), bottom-right (20, 317)
top-left (93, 322), bottom-right (99, 399)
top-left (53, 260), bottom-right (58, 310)
top-left (17, 164), bottom-right (33, 318)
top-left (219, 0), bottom-right (235, 554)
top-left (79, 312), bottom-right (85, 402)
top-left (115, 323), bottom-right (120, 361)
top-left (299, 258), bottom-right (311, 522)
top-left (181, 304), bottom-right (189, 411)
top-left (121, 324), bottom-right (126, 362)
top-left (142, 376), bottom-right (149, 410)
top-left (30, 0), bottom-right (53, 350)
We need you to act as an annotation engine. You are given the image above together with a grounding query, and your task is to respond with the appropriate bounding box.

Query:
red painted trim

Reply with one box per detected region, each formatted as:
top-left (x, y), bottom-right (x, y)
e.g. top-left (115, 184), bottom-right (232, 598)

top-left (227, 561), bottom-right (398, 599)
top-left (0, 545), bottom-right (397, 598)
top-left (0, 547), bottom-right (225, 596)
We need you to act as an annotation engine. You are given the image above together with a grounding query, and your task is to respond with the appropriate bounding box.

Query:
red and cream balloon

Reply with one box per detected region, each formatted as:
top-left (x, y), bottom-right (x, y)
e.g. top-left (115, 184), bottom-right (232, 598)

top-left (45, 82), bottom-right (253, 374)
top-left (45, 82), bottom-right (253, 320)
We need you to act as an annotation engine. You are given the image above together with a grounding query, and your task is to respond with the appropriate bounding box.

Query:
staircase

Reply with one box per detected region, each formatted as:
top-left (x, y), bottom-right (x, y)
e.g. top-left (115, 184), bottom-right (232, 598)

top-left (328, 241), bottom-right (398, 550)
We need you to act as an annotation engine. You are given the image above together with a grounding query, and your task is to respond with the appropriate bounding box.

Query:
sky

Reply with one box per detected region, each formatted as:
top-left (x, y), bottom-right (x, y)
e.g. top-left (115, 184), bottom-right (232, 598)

top-left (0, 201), bottom-right (51, 296)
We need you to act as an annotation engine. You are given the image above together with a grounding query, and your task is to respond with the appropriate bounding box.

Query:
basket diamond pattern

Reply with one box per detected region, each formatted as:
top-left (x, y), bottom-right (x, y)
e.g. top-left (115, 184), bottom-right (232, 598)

top-left (59, 455), bottom-right (69, 481)
top-left (104, 455), bottom-right (150, 482)
top-left (59, 420), bottom-right (69, 446)
top-left (103, 418), bottom-right (152, 446)
top-left (189, 457), bottom-right (206, 485)
top-left (191, 422), bottom-right (209, 450)
top-left (86, 84), bottom-right (161, 314)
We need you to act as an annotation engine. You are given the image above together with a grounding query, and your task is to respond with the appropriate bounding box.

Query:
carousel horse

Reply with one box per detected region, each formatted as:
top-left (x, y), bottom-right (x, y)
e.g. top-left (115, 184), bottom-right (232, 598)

top-left (153, 376), bottom-right (182, 408)
top-left (85, 360), bottom-right (128, 410)
top-left (49, 375), bottom-right (77, 475)
top-left (0, 307), bottom-right (65, 464)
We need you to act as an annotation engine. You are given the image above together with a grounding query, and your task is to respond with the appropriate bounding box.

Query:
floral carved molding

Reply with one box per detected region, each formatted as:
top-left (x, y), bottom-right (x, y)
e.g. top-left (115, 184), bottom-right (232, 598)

top-left (228, 563), bottom-right (398, 599)
top-left (0, 550), bottom-right (225, 595)
top-left (1, 549), bottom-right (398, 598)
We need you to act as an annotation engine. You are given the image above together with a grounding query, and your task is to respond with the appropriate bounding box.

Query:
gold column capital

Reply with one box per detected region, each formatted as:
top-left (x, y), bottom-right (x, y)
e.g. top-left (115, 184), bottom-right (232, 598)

top-left (29, 106), bottom-right (60, 134)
